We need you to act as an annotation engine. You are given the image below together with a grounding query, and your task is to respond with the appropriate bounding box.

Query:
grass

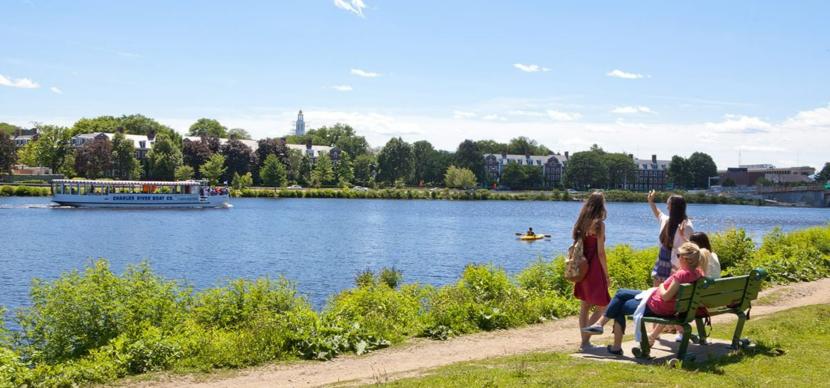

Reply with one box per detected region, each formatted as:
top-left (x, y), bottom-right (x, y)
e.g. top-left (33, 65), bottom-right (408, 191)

top-left (385, 305), bottom-right (830, 387)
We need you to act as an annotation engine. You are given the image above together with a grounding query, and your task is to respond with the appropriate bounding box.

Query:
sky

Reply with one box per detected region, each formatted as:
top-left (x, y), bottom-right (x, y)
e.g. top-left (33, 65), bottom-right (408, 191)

top-left (1, 0), bottom-right (829, 169)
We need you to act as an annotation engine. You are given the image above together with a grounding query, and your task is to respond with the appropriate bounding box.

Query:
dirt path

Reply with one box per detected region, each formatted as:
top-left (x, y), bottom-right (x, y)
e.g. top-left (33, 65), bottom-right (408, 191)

top-left (136, 278), bottom-right (830, 388)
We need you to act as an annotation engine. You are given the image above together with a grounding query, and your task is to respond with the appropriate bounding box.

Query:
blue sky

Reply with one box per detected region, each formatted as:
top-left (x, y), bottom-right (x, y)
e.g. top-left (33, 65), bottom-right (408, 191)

top-left (2, 0), bottom-right (829, 168)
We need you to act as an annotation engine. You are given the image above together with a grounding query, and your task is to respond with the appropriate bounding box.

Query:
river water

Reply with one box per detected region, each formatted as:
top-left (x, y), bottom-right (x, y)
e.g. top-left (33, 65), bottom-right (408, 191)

top-left (2, 197), bottom-right (828, 313)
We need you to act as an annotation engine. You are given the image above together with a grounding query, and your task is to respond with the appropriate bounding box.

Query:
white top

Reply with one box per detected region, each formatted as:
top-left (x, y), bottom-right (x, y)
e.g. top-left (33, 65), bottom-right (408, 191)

top-left (704, 252), bottom-right (722, 279)
top-left (658, 213), bottom-right (694, 268)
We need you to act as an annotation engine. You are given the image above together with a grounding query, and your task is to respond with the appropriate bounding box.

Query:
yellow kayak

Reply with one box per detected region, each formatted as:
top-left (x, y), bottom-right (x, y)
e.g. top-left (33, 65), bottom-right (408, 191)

top-left (519, 234), bottom-right (546, 241)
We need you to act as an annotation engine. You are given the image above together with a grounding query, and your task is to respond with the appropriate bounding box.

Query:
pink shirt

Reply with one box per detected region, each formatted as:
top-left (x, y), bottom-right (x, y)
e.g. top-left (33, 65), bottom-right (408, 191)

top-left (646, 268), bottom-right (703, 316)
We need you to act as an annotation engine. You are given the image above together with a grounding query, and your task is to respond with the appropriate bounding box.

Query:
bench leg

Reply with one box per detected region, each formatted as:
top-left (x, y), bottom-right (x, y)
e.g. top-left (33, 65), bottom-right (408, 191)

top-left (677, 323), bottom-right (692, 360)
top-left (635, 319), bottom-right (651, 359)
top-left (731, 311), bottom-right (747, 349)
top-left (694, 317), bottom-right (708, 345)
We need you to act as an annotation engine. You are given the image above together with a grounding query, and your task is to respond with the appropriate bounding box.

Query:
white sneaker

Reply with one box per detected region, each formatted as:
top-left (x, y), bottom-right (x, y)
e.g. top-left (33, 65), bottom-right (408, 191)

top-left (581, 325), bottom-right (604, 335)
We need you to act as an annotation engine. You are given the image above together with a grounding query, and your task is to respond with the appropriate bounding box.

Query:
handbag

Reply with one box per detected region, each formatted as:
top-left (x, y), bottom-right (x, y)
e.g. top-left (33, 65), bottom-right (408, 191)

top-left (564, 238), bottom-right (589, 282)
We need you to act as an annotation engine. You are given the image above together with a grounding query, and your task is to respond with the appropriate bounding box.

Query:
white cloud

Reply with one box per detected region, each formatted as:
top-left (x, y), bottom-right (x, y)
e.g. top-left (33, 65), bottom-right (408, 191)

top-left (704, 114), bottom-right (771, 134)
top-left (781, 103), bottom-right (830, 131)
top-left (482, 114), bottom-right (507, 121)
top-left (611, 106), bottom-right (654, 114)
top-left (606, 69), bottom-right (646, 79)
top-left (452, 111), bottom-right (477, 119)
top-left (334, 0), bottom-right (366, 17)
top-left (49, 86), bottom-right (63, 94)
top-left (350, 68), bottom-right (381, 78)
top-left (513, 63), bottom-right (550, 73)
top-left (546, 110), bottom-right (582, 121)
top-left (736, 145), bottom-right (788, 152)
top-left (0, 73), bottom-right (40, 89)
top-left (331, 85), bottom-right (353, 92)
top-left (507, 110), bottom-right (546, 117)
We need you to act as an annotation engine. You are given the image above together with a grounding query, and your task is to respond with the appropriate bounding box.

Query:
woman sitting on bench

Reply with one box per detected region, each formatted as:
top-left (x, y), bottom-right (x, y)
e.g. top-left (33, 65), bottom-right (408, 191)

top-left (582, 242), bottom-right (709, 355)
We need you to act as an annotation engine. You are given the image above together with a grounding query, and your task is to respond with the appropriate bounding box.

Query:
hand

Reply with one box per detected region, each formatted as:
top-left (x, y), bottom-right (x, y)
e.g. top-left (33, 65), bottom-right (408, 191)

top-left (647, 190), bottom-right (656, 203)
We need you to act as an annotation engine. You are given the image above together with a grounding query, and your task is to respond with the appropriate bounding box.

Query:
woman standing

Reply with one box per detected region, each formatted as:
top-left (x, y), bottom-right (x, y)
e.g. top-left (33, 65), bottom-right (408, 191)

top-left (647, 190), bottom-right (693, 286)
top-left (573, 192), bottom-right (611, 349)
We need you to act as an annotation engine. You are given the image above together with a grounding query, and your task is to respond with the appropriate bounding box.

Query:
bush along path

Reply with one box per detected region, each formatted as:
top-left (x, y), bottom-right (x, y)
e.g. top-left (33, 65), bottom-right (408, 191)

top-left (137, 277), bottom-right (830, 388)
top-left (1, 226), bottom-right (829, 386)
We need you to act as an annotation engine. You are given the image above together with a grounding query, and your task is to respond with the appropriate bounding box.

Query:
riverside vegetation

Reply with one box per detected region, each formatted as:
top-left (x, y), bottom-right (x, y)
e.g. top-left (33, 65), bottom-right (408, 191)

top-left (1, 225), bottom-right (828, 386)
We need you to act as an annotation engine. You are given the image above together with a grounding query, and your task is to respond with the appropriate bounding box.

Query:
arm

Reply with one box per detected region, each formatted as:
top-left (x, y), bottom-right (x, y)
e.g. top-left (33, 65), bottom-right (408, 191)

top-left (647, 190), bottom-right (662, 220)
top-left (657, 277), bottom-right (681, 300)
top-left (596, 221), bottom-right (610, 285)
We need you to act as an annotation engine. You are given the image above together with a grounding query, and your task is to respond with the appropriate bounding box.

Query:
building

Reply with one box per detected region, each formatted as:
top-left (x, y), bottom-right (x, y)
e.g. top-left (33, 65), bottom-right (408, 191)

top-left (627, 154), bottom-right (670, 192)
top-left (72, 132), bottom-right (155, 160)
top-left (484, 152), bottom-right (570, 188)
top-left (719, 165), bottom-right (815, 186)
top-left (12, 128), bottom-right (38, 148)
top-left (294, 110), bottom-right (306, 136)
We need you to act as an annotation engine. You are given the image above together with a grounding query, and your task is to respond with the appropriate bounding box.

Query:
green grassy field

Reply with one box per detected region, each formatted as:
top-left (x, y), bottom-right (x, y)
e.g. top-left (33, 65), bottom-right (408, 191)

top-left (385, 305), bottom-right (830, 387)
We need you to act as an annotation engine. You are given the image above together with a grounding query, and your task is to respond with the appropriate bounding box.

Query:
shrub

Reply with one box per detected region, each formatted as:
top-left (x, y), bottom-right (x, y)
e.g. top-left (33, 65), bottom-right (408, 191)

top-left (711, 228), bottom-right (755, 272)
top-left (379, 267), bottom-right (403, 289)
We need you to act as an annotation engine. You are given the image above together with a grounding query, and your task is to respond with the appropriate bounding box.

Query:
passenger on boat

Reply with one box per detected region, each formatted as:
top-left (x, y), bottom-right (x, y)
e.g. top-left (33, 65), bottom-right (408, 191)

top-left (526, 227), bottom-right (535, 237)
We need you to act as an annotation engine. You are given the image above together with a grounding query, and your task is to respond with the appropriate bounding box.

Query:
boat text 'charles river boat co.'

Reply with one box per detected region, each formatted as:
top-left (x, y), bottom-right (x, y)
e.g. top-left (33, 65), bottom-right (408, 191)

top-left (50, 179), bottom-right (230, 208)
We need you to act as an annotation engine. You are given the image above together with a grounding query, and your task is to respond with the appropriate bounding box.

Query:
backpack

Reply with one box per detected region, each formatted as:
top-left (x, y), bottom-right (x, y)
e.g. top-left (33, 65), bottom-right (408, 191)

top-left (564, 238), bottom-right (589, 282)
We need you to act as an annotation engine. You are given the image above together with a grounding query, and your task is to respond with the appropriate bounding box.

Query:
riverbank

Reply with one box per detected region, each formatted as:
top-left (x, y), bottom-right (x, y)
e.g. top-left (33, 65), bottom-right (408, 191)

top-left (234, 187), bottom-right (762, 205)
top-left (2, 225), bottom-right (828, 386)
top-left (135, 280), bottom-right (830, 387)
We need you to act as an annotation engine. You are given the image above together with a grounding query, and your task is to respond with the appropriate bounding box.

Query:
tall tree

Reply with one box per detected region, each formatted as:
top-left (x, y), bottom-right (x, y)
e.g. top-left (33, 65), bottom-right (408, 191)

top-left (310, 154), bottom-right (335, 187)
top-left (188, 118), bottom-right (227, 138)
top-left (298, 123), bottom-right (370, 157)
top-left (146, 133), bottom-right (183, 180)
top-left (454, 139), bottom-right (484, 182)
top-left (603, 153), bottom-right (637, 189)
top-left (412, 140), bottom-right (437, 186)
top-left (228, 128), bottom-right (251, 140)
top-left (377, 137), bottom-right (414, 184)
top-left (687, 152), bottom-right (718, 189)
top-left (0, 132), bottom-right (17, 174)
top-left (353, 153), bottom-right (376, 186)
top-left (18, 125), bottom-right (73, 172)
top-left (200, 154), bottom-right (226, 185)
top-left (507, 136), bottom-right (550, 156)
top-left (500, 164), bottom-right (543, 190)
top-left (817, 162), bottom-right (830, 183)
top-left (667, 155), bottom-right (693, 189)
top-left (74, 137), bottom-right (113, 178)
top-left (220, 139), bottom-right (257, 182)
top-left (111, 132), bottom-right (141, 180)
top-left (256, 138), bottom-right (288, 166)
top-left (0, 122), bottom-right (20, 135)
top-left (335, 150), bottom-right (354, 186)
top-left (562, 150), bottom-right (608, 190)
top-left (182, 138), bottom-right (213, 177)
top-left (260, 154), bottom-right (287, 188)
top-left (285, 149), bottom-right (305, 185)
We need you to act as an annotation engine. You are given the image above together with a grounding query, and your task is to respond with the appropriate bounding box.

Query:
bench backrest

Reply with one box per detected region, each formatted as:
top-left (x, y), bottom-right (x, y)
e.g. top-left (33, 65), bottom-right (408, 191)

top-left (672, 268), bottom-right (767, 323)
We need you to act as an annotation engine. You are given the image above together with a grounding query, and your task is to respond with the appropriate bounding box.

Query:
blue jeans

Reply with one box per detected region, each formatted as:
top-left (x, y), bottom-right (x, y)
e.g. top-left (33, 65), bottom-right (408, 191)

top-left (604, 288), bottom-right (644, 333)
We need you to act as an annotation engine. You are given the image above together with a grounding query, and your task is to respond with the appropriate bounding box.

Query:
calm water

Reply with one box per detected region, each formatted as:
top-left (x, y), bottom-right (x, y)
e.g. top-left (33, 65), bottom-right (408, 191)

top-left (2, 197), bottom-right (829, 314)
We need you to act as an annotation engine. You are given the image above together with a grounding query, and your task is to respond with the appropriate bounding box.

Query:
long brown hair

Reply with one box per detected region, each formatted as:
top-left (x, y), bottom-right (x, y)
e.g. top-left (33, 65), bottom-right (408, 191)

top-left (572, 191), bottom-right (607, 242)
top-left (660, 194), bottom-right (687, 249)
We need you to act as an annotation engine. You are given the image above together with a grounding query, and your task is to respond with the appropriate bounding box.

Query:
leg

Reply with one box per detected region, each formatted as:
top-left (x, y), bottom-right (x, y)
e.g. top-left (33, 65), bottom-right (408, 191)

top-left (694, 318), bottom-right (707, 345)
top-left (731, 311), bottom-right (747, 349)
top-left (579, 301), bottom-right (592, 346)
top-left (608, 295), bottom-right (642, 352)
top-left (596, 289), bottom-right (639, 330)
top-left (587, 304), bottom-right (606, 326)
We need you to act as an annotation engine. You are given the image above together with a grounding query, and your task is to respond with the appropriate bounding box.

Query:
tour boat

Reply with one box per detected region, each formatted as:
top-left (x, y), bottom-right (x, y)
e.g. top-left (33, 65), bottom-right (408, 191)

top-left (50, 179), bottom-right (230, 208)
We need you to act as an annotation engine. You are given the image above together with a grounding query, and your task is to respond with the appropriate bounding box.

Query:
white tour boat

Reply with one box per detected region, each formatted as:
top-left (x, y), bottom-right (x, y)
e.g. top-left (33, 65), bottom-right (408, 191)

top-left (51, 179), bottom-right (230, 208)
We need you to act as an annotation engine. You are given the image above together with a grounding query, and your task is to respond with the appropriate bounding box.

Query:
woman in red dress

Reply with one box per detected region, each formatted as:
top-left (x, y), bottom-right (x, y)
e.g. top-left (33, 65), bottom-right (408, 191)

top-left (572, 192), bottom-right (611, 349)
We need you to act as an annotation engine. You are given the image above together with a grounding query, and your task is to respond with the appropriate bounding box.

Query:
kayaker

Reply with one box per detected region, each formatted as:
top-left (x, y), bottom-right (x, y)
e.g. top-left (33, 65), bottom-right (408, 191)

top-left (526, 227), bottom-right (535, 237)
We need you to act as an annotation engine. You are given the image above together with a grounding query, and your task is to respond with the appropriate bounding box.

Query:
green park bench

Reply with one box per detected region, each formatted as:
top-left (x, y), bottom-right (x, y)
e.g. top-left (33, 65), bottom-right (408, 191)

top-left (629, 268), bottom-right (768, 361)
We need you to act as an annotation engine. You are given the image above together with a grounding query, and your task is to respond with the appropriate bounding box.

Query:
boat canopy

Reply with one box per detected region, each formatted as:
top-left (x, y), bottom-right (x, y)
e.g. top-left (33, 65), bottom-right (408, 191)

top-left (51, 179), bottom-right (205, 186)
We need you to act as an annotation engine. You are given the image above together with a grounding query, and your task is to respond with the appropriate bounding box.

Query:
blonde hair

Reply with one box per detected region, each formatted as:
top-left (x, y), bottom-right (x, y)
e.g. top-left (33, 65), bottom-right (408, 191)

top-left (677, 242), bottom-right (710, 273)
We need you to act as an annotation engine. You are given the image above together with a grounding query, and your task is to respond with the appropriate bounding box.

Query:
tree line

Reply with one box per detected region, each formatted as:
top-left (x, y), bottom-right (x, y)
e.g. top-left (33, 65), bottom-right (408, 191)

top-left (1, 116), bottom-right (726, 190)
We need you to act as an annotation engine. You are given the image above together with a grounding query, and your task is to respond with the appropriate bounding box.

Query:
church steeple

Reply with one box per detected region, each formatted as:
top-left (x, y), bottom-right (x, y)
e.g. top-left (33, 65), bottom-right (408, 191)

top-left (295, 110), bottom-right (305, 136)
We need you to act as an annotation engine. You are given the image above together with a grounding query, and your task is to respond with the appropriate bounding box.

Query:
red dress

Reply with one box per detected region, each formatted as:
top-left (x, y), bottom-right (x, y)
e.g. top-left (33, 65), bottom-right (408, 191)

top-left (573, 234), bottom-right (611, 306)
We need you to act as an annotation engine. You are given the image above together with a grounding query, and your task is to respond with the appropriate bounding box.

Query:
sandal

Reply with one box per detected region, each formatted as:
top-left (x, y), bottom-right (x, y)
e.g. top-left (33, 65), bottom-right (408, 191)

top-left (606, 345), bottom-right (623, 356)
